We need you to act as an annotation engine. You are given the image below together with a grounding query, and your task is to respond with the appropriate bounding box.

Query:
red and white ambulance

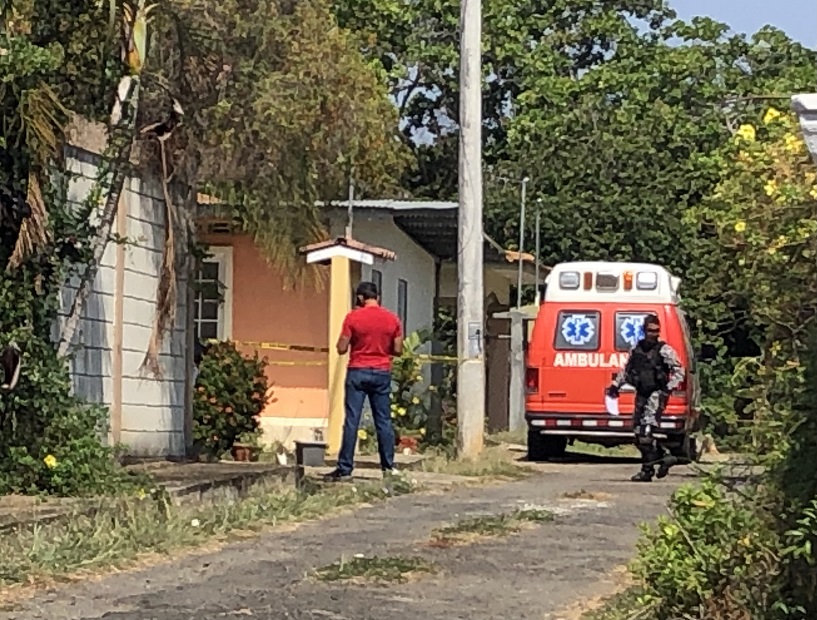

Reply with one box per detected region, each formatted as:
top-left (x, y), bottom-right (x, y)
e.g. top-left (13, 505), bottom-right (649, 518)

top-left (524, 261), bottom-right (701, 461)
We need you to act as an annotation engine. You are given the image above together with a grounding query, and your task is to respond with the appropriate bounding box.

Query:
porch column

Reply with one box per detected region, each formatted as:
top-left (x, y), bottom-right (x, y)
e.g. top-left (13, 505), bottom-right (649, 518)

top-left (299, 237), bottom-right (396, 458)
top-left (327, 255), bottom-right (351, 454)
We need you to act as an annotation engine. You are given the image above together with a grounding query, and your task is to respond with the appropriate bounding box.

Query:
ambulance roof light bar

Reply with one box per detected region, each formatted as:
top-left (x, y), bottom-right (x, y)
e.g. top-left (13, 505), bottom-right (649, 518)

top-left (636, 271), bottom-right (658, 291)
top-left (558, 271), bottom-right (580, 289)
top-left (544, 261), bottom-right (679, 304)
top-left (595, 272), bottom-right (619, 291)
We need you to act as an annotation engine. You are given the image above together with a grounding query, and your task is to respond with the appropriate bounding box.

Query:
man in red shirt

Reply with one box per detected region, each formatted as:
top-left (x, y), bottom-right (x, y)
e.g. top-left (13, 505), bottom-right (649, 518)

top-left (324, 281), bottom-right (403, 481)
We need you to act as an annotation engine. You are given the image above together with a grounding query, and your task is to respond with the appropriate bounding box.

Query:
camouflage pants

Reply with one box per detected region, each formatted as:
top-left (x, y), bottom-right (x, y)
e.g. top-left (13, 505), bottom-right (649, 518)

top-left (632, 390), bottom-right (668, 471)
top-left (632, 390), bottom-right (667, 429)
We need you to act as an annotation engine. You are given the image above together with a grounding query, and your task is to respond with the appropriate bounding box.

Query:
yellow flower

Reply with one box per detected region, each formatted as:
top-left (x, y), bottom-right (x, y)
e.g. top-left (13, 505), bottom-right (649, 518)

top-left (413, 375), bottom-right (423, 383)
top-left (398, 407), bottom-right (407, 417)
top-left (736, 124), bottom-right (756, 142)
top-left (43, 454), bottom-right (57, 469)
top-left (767, 246), bottom-right (777, 255)
top-left (763, 108), bottom-right (781, 124)
top-left (805, 172), bottom-right (816, 185)
top-left (357, 429), bottom-right (368, 441)
top-left (411, 396), bottom-right (420, 405)
top-left (783, 133), bottom-right (801, 153)
top-left (428, 385), bottom-right (437, 392)
top-left (419, 428), bottom-right (426, 436)
top-left (810, 187), bottom-right (817, 200)
top-left (136, 488), bottom-right (147, 500)
top-left (734, 221), bottom-right (747, 233)
top-left (764, 179), bottom-right (778, 197)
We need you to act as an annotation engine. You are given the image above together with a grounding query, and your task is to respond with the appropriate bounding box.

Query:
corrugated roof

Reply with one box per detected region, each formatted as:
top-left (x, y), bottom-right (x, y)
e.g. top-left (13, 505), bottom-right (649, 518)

top-left (320, 199), bottom-right (457, 211)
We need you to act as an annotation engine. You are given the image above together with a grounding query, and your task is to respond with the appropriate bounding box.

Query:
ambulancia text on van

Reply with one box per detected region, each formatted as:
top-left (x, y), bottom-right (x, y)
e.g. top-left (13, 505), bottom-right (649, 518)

top-left (524, 261), bottom-right (701, 461)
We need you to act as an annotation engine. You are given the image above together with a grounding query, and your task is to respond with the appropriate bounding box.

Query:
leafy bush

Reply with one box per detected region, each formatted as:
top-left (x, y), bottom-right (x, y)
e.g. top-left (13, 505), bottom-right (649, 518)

top-left (357, 329), bottom-right (457, 455)
top-left (0, 167), bottom-right (143, 496)
top-left (631, 480), bottom-right (783, 619)
top-left (192, 342), bottom-right (270, 460)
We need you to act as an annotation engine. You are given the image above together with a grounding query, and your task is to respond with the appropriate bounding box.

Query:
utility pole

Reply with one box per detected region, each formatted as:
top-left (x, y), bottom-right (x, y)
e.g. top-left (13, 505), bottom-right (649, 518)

top-left (457, 0), bottom-right (485, 458)
top-left (515, 176), bottom-right (529, 308)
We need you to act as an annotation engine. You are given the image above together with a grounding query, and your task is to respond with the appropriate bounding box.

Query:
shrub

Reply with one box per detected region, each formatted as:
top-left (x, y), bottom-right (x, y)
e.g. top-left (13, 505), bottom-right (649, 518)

top-left (0, 171), bottom-right (141, 496)
top-left (192, 341), bottom-right (270, 460)
top-left (357, 329), bottom-right (457, 454)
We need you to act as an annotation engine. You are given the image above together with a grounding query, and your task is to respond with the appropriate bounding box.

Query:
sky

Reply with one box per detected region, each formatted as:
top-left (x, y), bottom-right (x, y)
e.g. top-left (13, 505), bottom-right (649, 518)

top-left (671, 0), bottom-right (817, 47)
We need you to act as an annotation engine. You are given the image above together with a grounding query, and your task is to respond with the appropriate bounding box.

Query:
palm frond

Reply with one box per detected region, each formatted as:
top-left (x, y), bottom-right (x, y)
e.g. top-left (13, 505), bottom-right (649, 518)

top-left (7, 171), bottom-right (50, 271)
top-left (17, 82), bottom-right (67, 168)
top-left (141, 140), bottom-right (177, 378)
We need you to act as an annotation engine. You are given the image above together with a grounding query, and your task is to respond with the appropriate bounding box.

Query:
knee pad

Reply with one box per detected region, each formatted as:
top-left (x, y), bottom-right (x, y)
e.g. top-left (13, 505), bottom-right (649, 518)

top-left (635, 425), bottom-right (656, 447)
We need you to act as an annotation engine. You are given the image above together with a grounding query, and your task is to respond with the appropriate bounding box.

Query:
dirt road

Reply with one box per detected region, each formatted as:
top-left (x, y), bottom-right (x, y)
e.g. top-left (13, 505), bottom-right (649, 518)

top-left (1, 454), bottom-right (692, 620)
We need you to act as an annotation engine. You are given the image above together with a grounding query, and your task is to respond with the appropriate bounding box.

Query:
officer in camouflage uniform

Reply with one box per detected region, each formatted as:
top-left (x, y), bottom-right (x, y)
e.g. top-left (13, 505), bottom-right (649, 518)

top-left (607, 314), bottom-right (684, 482)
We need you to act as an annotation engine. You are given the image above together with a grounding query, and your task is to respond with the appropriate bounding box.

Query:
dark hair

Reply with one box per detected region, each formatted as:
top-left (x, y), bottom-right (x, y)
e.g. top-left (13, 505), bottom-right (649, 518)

top-left (643, 314), bottom-right (661, 329)
top-left (355, 281), bottom-right (379, 300)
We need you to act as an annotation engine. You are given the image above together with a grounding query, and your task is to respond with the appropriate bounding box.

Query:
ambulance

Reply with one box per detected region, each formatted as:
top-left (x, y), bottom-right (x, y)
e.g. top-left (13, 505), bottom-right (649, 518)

top-left (524, 261), bottom-right (701, 461)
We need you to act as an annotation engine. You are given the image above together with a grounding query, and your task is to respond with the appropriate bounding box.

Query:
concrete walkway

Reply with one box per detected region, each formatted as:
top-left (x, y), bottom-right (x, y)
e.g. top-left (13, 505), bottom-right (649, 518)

top-left (0, 454), bottom-right (690, 620)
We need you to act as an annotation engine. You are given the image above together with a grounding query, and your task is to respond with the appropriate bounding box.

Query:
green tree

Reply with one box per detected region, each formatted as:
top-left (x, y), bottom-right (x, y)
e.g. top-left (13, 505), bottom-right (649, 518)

top-left (145, 0), bottom-right (409, 272)
top-left (333, 0), bottom-right (674, 198)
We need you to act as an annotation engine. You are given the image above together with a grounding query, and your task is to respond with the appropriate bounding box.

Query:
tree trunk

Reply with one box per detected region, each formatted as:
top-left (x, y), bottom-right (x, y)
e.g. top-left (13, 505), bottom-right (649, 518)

top-left (57, 78), bottom-right (141, 357)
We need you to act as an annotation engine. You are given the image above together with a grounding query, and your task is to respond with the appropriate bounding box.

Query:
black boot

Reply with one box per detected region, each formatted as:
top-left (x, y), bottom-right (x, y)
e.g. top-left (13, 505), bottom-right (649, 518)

top-left (656, 455), bottom-right (678, 479)
top-left (631, 468), bottom-right (653, 482)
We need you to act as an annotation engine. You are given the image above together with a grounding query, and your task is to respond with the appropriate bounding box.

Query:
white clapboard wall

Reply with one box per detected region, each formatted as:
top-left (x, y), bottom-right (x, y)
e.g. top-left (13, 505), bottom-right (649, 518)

top-left (57, 143), bottom-right (190, 457)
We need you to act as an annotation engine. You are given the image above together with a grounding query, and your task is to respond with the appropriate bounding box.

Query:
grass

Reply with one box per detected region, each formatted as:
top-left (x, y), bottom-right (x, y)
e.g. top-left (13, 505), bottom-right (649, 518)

top-left (428, 507), bottom-right (553, 547)
top-left (419, 445), bottom-right (532, 479)
top-left (562, 489), bottom-right (613, 501)
top-left (0, 476), bottom-right (415, 589)
top-left (582, 585), bottom-right (657, 620)
top-left (569, 442), bottom-right (639, 458)
top-left (313, 555), bottom-right (437, 584)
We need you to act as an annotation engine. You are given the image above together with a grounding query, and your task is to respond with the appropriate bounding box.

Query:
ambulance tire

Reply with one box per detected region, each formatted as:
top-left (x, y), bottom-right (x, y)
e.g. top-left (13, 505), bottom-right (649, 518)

top-left (669, 435), bottom-right (700, 463)
top-left (527, 431), bottom-right (567, 462)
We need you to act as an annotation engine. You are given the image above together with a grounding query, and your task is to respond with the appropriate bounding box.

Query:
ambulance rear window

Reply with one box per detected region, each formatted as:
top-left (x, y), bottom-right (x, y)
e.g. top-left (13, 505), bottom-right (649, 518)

top-left (554, 311), bottom-right (600, 351)
top-left (615, 312), bottom-right (650, 351)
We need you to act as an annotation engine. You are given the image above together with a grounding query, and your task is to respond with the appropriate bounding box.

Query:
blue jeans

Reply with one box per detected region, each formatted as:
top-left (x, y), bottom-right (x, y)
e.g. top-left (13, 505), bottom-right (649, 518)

top-left (336, 368), bottom-right (395, 475)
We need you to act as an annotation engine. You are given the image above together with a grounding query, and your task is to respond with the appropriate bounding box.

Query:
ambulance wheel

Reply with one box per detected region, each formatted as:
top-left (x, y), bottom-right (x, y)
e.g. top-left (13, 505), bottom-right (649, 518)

top-left (669, 435), bottom-right (699, 463)
top-left (527, 430), bottom-right (567, 461)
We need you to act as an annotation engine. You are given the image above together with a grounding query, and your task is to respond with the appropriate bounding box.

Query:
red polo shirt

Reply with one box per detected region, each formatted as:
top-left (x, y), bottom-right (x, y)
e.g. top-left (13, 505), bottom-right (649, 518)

top-left (341, 305), bottom-right (402, 371)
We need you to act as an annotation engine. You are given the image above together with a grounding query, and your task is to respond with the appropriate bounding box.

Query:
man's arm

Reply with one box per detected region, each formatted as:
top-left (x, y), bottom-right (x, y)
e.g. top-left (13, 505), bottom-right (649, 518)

top-left (660, 344), bottom-right (685, 392)
top-left (336, 315), bottom-right (352, 355)
top-left (610, 347), bottom-right (636, 391)
top-left (392, 318), bottom-right (403, 357)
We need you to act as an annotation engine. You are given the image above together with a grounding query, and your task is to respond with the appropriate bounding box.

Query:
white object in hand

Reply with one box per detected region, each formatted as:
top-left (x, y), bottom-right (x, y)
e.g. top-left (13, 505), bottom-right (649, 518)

top-left (605, 395), bottom-right (620, 416)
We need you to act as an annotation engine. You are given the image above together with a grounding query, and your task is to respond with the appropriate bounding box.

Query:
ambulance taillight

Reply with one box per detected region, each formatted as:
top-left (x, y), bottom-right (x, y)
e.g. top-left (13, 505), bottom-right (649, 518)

top-left (525, 368), bottom-right (539, 394)
top-left (583, 272), bottom-right (593, 290)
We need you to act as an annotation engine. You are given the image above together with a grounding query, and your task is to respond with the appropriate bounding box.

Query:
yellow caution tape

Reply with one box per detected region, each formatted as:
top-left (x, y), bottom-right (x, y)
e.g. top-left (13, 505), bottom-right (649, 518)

top-left (208, 339), bottom-right (329, 354)
top-left (265, 360), bottom-right (327, 367)
top-left (204, 340), bottom-right (458, 366)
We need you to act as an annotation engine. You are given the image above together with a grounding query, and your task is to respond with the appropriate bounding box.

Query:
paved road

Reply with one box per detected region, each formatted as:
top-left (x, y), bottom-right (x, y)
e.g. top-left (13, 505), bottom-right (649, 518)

top-left (1, 455), bottom-right (693, 620)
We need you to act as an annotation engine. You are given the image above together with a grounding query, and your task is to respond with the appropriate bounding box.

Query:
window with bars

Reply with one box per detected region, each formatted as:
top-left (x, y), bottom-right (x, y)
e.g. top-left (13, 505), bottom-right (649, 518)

top-left (194, 248), bottom-right (232, 341)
